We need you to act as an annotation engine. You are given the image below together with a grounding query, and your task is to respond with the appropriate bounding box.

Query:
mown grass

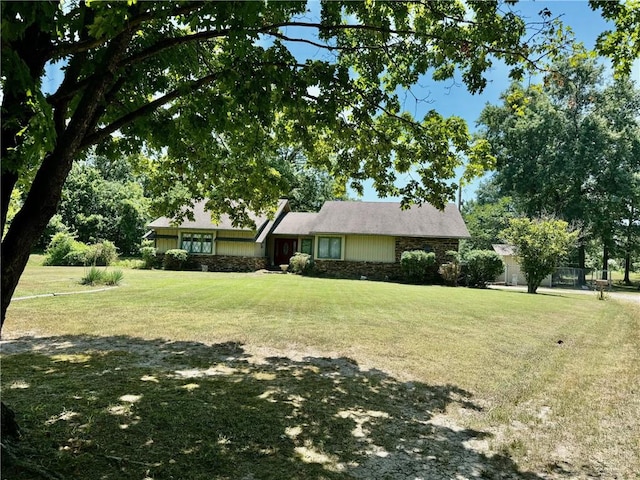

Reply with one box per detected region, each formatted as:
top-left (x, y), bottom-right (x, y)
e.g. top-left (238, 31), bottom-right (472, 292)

top-left (2, 261), bottom-right (639, 479)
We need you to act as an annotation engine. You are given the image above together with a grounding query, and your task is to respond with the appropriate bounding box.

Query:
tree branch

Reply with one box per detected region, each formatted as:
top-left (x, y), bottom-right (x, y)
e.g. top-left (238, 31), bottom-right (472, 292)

top-left (50, 2), bottom-right (205, 59)
top-left (80, 61), bottom-right (307, 148)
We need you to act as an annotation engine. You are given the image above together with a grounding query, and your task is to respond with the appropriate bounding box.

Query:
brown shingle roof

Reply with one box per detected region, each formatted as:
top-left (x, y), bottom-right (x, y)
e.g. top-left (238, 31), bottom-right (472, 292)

top-left (148, 199), bottom-right (287, 233)
top-left (309, 201), bottom-right (470, 238)
top-left (272, 212), bottom-right (319, 235)
top-left (148, 199), bottom-right (470, 241)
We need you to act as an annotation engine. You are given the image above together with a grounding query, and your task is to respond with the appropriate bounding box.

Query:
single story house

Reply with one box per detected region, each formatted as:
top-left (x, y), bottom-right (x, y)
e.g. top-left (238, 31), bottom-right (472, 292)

top-left (146, 199), bottom-right (470, 279)
top-left (492, 244), bottom-right (552, 287)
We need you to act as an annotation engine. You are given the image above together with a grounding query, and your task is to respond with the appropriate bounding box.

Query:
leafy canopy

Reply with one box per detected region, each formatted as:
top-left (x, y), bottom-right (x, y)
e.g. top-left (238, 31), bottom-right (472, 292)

top-left (2, 0), bottom-right (572, 223)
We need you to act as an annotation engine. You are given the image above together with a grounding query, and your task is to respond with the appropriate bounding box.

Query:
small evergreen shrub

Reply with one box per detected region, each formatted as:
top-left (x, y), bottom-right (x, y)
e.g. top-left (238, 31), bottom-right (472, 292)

top-left (289, 253), bottom-right (314, 275)
top-left (139, 240), bottom-right (157, 269)
top-left (465, 250), bottom-right (504, 288)
top-left (163, 249), bottom-right (189, 270)
top-left (400, 250), bottom-right (436, 284)
top-left (81, 266), bottom-right (105, 285)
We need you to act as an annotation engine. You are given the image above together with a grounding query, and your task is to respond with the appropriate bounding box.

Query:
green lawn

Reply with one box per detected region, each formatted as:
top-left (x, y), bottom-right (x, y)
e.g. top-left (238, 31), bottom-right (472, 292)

top-left (2, 261), bottom-right (639, 479)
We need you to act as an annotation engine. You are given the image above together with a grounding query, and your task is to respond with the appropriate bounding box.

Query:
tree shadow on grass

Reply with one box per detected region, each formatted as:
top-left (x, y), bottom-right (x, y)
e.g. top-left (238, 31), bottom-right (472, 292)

top-left (1, 335), bottom-right (542, 480)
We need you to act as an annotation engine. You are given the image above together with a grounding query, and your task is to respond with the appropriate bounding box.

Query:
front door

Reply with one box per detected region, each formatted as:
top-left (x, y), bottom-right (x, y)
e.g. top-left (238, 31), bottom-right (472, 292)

top-left (274, 238), bottom-right (297, 266)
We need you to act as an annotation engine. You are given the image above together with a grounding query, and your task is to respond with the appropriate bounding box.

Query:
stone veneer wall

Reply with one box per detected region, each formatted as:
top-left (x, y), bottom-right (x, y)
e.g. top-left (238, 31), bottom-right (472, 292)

top-left (194, 254), bottom-right (267, 272)
top-left (314, 237), bottom-right (461, 281)
top-left (314, 260), bottom-right (401, 281)
top-left (156, 237), bottom-right (460, 279)
top-left (157, 253), bottom-right (267, 272)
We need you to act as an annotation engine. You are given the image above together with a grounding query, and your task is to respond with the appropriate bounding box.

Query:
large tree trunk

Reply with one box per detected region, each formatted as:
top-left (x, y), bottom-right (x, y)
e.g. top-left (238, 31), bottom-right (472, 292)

top-left (1, 29), bottom-right (135, 332)
top-left (1, 152), bottom-right (76, 331)
top-left (623, 205), bottom-right (635, 286)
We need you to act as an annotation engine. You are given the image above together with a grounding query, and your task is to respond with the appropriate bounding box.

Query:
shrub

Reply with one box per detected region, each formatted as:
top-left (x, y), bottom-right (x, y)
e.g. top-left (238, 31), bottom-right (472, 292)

top-left (85, 240), bottom-right (118, 266)
top-left (439, 262), bottom-right (462, 286)
top-left (439, 251), bottom-right (463, 287)
top-left (44, 232), bottom-right (77, 266)
top-left (400, 250), bottom-right (436, 284)
top-left (113, 258), bottom-right (144, 269)
top-left (44, 234), bottom-right (119, 267)
top-left (289, 253), bottom-right (314, 275)
top-left (104, 269), bottom-right (124, 286)
top-left (81, 266), bottom-right (105, 285)
top-left (163, 249), bottom-right (189, 270)
top-left (139, 240), bottom-right (157, 269)
top-left (63, 242), bottom-right (90, 266)
top-left (465, 250), bottom-right (504, 288)
top-left (439, 251), bottom-right (462, 287)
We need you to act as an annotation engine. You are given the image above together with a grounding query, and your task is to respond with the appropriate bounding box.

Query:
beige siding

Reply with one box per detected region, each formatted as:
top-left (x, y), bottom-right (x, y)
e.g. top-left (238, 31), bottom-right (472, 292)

top-left (215, 229), bottom-right (256, 257)
top-left (216, 230), bottom-right (254, 239)
top-left (216, 241), bottom-right (256, 257)
top-left (345, 235), bottom-right (395, 263)
top-left (154, 228), bottom-right (178, 253)
top-left (497, 255), bottom-right (551, 287)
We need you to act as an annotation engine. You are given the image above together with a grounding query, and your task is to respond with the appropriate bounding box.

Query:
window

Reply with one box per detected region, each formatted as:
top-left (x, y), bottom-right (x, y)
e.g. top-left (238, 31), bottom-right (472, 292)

top-left (182, 233), bottom-right (214, 254)
top-left (191, 234), bottom-right (202, 253)
top-left (181, 234), bottom-right (192, 252)
top-left (318, 236), bottom-right (342, 259)
top-left (202, 235), bottom-right (212, 254)
top-left (301, 238), bottom-right (313, 255)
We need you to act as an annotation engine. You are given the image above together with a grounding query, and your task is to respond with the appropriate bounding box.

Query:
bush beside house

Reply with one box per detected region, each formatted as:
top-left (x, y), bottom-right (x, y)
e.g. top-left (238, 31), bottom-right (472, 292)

top-left (163, 249), bottom-right (189, 270)
top-left (439, 250), bottom-right (462, 286)
top-left (401, 250), bottom-right (436, 284)
top-left (465, 250), bottom-right (504, 288)
top-left (289, 253), bottom-right (314, 275)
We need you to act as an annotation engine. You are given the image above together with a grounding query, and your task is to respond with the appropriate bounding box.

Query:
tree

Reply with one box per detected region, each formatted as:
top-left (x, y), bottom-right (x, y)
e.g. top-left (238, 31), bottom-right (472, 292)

top-left (589, 0), bottom-right (640, 77)
top-left (621, 174), bottom-right (640, 285)
top-left (461, 178), bottom-right (516, 251)
top-left (583, 76), bottom-right (640, 278)
top-left (2, 0), bottom-right (573, 328)
top-left (55, 162), bottom-right (151, 255)
top-left (501, 217), bottom-right (580, 294)
top-left (264, 148), bottom-right (348, 212)
top-left (287, 165), bottom-right (348, 212)
top-left (477, 54), bottom-right (640, 282)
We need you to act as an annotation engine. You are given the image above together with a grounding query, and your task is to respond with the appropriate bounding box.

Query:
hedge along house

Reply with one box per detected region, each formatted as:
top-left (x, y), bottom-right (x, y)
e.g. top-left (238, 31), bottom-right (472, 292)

top-left (146, 199), bottom-right (470, 278)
